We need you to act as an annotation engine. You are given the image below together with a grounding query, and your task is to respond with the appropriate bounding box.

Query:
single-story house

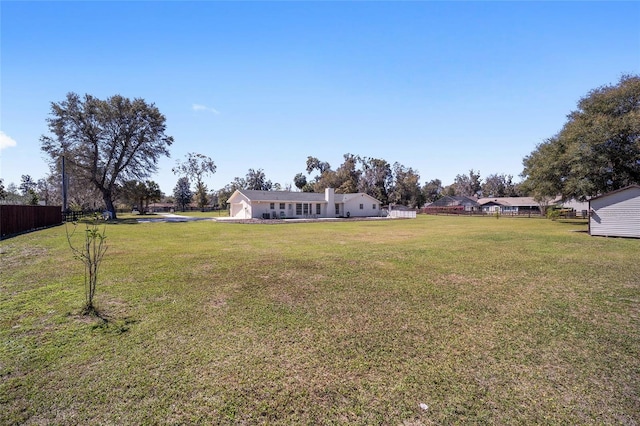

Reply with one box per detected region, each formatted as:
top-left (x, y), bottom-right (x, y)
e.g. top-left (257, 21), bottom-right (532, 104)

top-left (477, 197), bottom-right (542, 214)
top-left (227, 188), bottom-right (382, 219)
top-left (589, 185), bottom-right (640, 238)
top-left (423, 196), bottom-right (480, 212)
top-left (554, 198), bottom-right (589, 215)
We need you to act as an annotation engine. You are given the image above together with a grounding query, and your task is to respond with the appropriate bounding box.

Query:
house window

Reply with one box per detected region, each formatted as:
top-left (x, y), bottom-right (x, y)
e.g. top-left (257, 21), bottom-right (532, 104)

top-left (279, 203), bottom-right (285, 210)
top-left (373, 204), bottom-right (377, 209)
top-left (296, 203), bottom-right (302, 215)
top-left (270, 203), bottom-right (274, 209)
top-left (335, 204), bottom-right (340, 215)
top-left (316, 204), bottom-right (321, 215)
top-left (303, 203), bottom-right (309, 215)
top-left (359, 204), bottom-right (364, 210)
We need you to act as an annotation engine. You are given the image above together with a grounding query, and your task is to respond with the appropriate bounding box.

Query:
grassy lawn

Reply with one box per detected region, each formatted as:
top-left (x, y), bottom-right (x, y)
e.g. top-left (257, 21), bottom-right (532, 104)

top-left (1, 215), bottom-right (638, 424)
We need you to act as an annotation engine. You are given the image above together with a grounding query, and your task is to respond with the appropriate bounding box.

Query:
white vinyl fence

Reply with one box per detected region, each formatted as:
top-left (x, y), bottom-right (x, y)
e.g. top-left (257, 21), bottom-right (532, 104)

top-left (388, 210), bottom-right (417, 219)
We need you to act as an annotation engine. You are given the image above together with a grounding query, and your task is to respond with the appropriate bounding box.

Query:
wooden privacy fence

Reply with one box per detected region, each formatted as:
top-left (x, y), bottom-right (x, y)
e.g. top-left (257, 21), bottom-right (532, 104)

top-left (1, 205), bottom-right (63, 238)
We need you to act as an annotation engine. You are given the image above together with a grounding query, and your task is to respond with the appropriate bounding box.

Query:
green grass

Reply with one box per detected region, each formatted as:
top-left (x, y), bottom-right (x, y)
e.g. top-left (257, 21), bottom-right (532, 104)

top-left (1, 216), bottom-right (638, 424)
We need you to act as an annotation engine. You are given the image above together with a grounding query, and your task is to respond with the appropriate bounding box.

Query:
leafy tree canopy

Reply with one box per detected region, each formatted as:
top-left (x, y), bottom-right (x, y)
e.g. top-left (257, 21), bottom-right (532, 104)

top-left (245, 168), bottom-right (272, 191)
top-left (173, 177), bottom-right (193, 212)
top-left (522, 75), bottom-right (640, 200)
top-left (19, 175), bottom-right (37, 196)
top-left (41, 93), bottom-right (173, 218)
top-left (422, 179), bottom-right (443, 203)
top-left (120, 180), bottom-right (162, 213)
top-left (172, 152), bottom-right (216, 189)
top-left (452, 169), bottom-right (482, 198)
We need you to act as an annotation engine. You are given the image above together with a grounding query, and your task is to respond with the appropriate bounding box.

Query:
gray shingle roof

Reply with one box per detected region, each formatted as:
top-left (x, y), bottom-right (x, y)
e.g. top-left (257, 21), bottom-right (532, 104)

top-left (233, 189), bottom-right (376, 204)
top-left (477, 197), bottom-right (540, 207)
top-left (235, 190), bottom-right (326, 202)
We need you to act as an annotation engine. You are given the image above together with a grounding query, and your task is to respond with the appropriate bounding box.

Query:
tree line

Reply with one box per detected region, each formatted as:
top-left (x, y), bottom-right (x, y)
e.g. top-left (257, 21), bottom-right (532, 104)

top-left (4, 75), bottom-right (636, 216)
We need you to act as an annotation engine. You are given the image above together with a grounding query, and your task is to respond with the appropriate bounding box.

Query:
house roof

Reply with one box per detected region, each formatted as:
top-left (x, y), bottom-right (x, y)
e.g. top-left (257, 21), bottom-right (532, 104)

top-left (477, 197), bottom-right (541, 207)
top-left (228, 189), bottom-right (380, 204)
top-left (428, 195), bottom-right (479, 207)
top-left (231, 190), bottom-right (325, 203)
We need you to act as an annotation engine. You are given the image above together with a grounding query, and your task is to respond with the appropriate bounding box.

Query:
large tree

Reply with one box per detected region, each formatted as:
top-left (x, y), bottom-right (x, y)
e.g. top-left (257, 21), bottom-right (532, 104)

top-left (120, 180), bottom-right (162, 213)
top-left (452, 169), bottom-right (482, 197)
top-left (36, 178), bottom-right (53, 206)
top-left (173, 177), bottom-right (193, 212)
top-left (390, 162), bottom-right (423, 207)
top-left (334, 153), bottom-right (361, 194)
top-left (522, 75), bottom-right (640, 200)
top-left (19, 174), bottom-right (37, 196)
top-left (422, 179), bottom-right (443, 203)
top-left (482, 173), bottom-right (518, 198)
top-left (41, 93), bottom-right (173, 218)
top-left (293, 173), bottom-right (307, 191)
top-left (172, 152), bottom-right (216, 211)
top-left (359, 157), bottom-right (392, 205)
top-left (245, 168), bottom-right (272, 191)
top-left (19, 175), bottom-right (39, 205)
top-left (172, 153), bottom-right (216, 189)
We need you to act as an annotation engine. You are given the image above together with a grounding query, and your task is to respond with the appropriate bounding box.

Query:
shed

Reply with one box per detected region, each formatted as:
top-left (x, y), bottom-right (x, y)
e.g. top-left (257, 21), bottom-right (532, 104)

top-left (589, 185), bottom-right (640, 238)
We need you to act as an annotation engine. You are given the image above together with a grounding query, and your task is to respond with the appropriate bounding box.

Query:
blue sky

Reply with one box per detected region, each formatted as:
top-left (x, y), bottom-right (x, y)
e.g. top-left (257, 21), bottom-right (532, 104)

top-left (1, 1), bottom-right (639, 195)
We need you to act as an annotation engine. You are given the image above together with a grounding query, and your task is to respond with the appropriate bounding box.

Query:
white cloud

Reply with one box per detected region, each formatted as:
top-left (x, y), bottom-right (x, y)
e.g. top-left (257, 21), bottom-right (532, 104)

top-left (0, 131), bottom-right (17, 151)
top-left (192, 104), bottom-right (220, 114)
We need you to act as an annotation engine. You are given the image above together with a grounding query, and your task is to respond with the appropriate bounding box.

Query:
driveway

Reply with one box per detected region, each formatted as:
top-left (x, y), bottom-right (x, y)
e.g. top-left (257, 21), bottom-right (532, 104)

top-left (136, 213), bottom-right (215, 223)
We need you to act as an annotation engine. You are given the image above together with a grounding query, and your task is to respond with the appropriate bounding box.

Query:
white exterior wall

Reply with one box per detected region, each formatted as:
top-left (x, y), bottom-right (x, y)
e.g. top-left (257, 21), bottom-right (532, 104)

top-left (325, 188), bottom-right (335, 217)
top-left (280, 202), bottom-right (324, 218)
top-left (342, 194), bottom-right (381, 217)
top-left (228, 188), bottom-right (384, 219)
top-left (230, 198), bottom-right (251, 219)
top-left (590, 187), bottom-right (640, 238)
top-left (559, 199), bottom-right (589, 213)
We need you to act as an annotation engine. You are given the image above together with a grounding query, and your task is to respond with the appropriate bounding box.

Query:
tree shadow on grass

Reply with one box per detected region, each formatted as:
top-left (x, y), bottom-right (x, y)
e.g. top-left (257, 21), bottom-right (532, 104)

top-left (108, 218), bottom-right (140, 225)
top-left (558, 219), bottom-right (589, 226)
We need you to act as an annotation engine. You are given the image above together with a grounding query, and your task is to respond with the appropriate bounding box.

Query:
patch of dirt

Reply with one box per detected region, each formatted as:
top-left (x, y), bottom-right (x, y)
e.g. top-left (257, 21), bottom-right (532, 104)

top-left (0, 245), bottom-right (49, 270)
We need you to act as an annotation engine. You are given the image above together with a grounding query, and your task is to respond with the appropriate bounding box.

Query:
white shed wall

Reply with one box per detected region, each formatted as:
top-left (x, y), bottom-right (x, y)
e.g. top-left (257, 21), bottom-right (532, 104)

top-left (590, 187), bottom-right (640, 238)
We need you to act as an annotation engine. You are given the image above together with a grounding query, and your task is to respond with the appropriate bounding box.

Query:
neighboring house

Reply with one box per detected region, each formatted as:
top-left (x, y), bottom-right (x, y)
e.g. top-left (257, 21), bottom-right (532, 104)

top-left (589, 185), bottom-right (640, 238)
top-left (227, 188), bottom-right (382, 219)
top-left (477, 197), bottom-right (543, 214)
top-left (554, 198), bottom-right (590, 216)
top-left (423, 196), bottom-right (480, 212)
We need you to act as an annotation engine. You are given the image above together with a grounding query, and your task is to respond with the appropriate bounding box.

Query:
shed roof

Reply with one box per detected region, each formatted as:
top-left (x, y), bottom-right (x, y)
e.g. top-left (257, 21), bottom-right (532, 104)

top-left (588, 185), bottom-right (640, 202)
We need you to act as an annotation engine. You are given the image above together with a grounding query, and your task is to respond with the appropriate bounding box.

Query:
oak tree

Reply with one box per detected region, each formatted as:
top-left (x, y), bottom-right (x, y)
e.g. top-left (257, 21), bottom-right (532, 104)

top-left (522, 75), bottom-right (640, 200)
top-left (41, 93), bottom-right (173, 218)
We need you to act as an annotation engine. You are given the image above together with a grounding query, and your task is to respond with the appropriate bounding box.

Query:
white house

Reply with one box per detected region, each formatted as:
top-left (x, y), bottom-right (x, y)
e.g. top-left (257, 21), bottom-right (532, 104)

top-left (589, 185), bottom-right (640, 238)
top-left (227, 188), bottom-right (383, 220)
